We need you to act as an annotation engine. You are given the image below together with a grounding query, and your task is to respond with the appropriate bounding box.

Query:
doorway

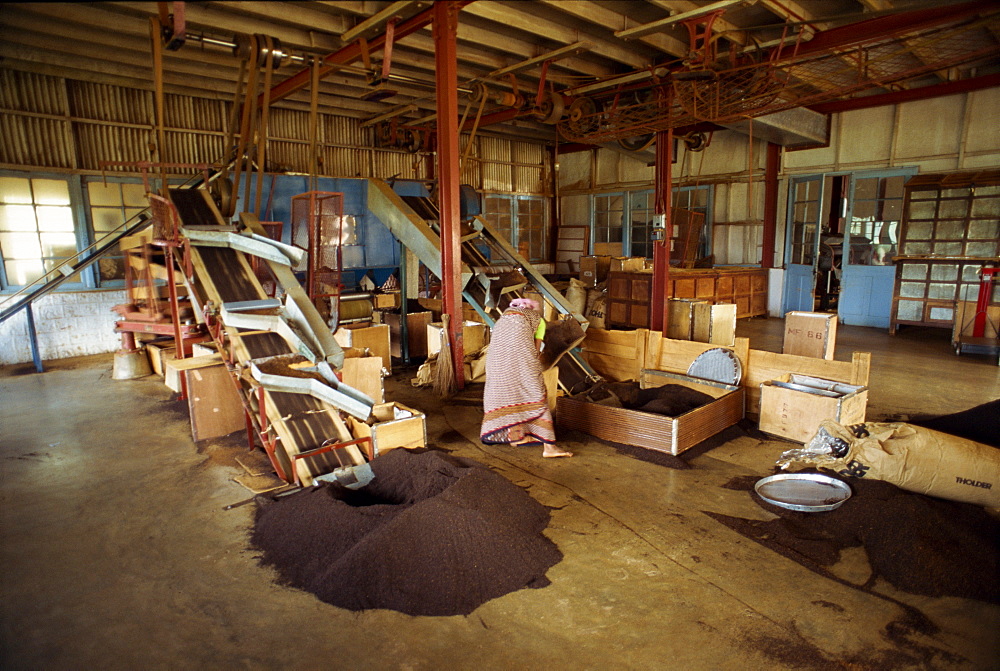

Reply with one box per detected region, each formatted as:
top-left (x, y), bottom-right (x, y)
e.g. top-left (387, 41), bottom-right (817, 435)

top-left (782, 169), bottom-right (914, 327)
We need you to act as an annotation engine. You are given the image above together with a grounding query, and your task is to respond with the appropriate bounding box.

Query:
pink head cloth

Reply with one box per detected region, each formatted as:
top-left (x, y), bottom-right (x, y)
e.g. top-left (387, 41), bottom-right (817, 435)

top-left (509, 298), bottom-right (540, 311)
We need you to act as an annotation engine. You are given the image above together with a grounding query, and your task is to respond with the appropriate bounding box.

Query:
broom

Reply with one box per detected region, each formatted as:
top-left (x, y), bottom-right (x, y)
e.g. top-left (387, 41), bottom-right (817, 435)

top-left (434, 313), bottom-right (457, 398)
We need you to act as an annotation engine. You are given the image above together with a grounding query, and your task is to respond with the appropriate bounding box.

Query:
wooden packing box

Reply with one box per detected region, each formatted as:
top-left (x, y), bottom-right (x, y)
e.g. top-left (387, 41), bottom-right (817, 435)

top-left (342, 356), bottom-right (385, 404)
top-left (383, 310), bottom-right (433, 358)
top-left (667, 299), bottom-right (706, 340)
top-left (579, 255), bottom-right (612, 288)
top-left (146, 342), bottom-right (174, 377)
top-left (783, 311), bottom-right (837, 360)
top-left (556, 370), bottom-right (744, 456)
top-left (373, 291), bottom-right (401, 310)
top-left (692, 302), bottom-right (737, 346)
top-left (427, 320), bottom-right (488, 356)
top-left (348, 402), bottom-right (426, 457)
top-left (334, 323), bottom-right (391, 373)
top-left (759, 374), bottom-right (868, 443)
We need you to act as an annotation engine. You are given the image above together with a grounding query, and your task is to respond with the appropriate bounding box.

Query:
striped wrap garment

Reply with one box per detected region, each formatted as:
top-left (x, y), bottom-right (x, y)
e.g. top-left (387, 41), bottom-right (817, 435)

top-left (480, 307), bottom-right (555, 445)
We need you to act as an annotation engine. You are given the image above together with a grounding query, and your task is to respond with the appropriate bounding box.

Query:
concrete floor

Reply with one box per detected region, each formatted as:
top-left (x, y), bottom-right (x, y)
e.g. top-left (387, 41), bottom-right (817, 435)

top-left (1, 318), bottom-right (998, 670)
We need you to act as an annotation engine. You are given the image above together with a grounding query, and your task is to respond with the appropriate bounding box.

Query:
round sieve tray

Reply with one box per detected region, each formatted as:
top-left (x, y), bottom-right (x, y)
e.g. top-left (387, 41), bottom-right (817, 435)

top-left (754, 473), bottom-right (852, 512)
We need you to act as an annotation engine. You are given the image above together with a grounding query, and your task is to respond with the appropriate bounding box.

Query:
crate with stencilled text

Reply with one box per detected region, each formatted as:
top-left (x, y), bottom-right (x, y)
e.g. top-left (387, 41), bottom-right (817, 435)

top-left (759, 374), bottom-right (867, 443)
top-left (783, 311), bottom-right (837, 359)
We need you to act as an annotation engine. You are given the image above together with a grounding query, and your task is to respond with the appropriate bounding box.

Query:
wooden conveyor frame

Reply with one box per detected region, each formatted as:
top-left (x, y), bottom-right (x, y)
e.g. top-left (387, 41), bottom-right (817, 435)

top-left (169, 188), bottom-right (367, 486)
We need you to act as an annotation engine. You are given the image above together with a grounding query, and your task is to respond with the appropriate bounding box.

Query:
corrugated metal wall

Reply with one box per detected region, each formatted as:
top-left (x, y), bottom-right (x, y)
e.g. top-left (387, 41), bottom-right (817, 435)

top-left (0, 70), bottom-right (551, 196)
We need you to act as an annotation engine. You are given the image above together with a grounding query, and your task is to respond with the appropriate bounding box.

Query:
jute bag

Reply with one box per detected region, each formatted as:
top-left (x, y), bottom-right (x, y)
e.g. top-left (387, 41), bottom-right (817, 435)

top-left (778, 420), bottom-right (1000, 507)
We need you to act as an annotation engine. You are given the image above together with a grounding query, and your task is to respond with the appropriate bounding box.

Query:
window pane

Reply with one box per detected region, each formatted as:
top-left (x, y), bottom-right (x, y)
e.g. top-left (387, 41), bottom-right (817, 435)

top-left (4, 259), bottom-right (44, 285)
top-left (0, 177), bottom-right (32, 204)
top-left (36, 206), bottom-right (74, 232)
top-left (122, 183), bottom-right (147, 207)
top-left (0, 204), bottom-right (38, 231)
top-left (88, 182), bottom-right (123, 207)
top-left (0, 231), bottom-right (42, 258)
top-left (40, 232), bottom-right (77, 258)
top-left (93, 206), bottom-right (125, 232)
top-left (31, 179), bottom-right (70, 205)
top-left (854, 178), bottom-right (877, 200)
top-left (99, 255), bottom-right (126, 281)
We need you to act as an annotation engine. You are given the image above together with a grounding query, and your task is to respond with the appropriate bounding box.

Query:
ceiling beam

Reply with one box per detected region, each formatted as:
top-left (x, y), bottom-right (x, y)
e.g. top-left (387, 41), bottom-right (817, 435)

top-left (809, 72), bottom-right (1000, 113)
top-left (485, 42), bottom-right (593, 78)
top-left (538, 1), bottom-right (691, 58)
top-left (646, 0), bottom-right (747, 46)
top-left (615, 0), bottom-right (747, 40)
top-left (340, 1), bottom-right (427, 43)
top-left (462, 2), bottom-right (653, 69)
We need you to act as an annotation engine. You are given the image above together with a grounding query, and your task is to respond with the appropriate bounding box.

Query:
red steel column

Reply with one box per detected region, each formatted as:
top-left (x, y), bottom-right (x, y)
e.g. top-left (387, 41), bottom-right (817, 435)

top-left (650, 128), bottom-right (674, 334)
top-left (434, 1), bottom-right (464, 388)
top-left (761, 142), bottom-right (781, 269)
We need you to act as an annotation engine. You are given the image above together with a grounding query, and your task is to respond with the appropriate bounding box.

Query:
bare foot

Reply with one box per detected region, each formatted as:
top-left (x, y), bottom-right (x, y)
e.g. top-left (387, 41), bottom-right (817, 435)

top-left (542, 445), bottom-right (573, 458)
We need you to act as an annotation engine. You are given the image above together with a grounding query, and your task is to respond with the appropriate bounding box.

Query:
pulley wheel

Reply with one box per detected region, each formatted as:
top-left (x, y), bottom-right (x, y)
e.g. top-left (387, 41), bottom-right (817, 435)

top-left (567, 97), bottom-right (599, 134)
top-left (211, 178), bottom-right (234, 214)
top-left (533, 91), bottom-right (566, 125)
top-left (682, 132), bottom-right (709, 152)
top-left (618, 133), bottom-right (655, 152)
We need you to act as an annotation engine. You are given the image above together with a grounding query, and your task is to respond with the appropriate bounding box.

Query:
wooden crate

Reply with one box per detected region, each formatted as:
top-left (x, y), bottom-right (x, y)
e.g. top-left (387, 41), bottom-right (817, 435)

top-left (164, 352), bottom-right (223, 392)
top-left (342, 356), bottom-right (385, 404)
top-left (692, 303), bottom-right (736, 346)
top-left (579, 255), bottom-right (612, 288)
top-left (556, 370), bottom-right (744, 456)
top-left (373, 292), bottom-right (401, 310)
top-left (666, 299), bottom-right (705, 340)
top-left (348, 402), bottom-right (426, 456)
top-left (759, 374), bottom-right (868, 443)
top-left (580, 327), bottom-right (649, 382)
top-left (427, 321), bottom-right (488, 356)
top-left (783, 311), bottom-right (837, 360)
top-left (334, 324), bottom-right (391, 373)
top-left (146, 342), bottom-right (174, 377)
top-left (383, 310), bottom-right (433, 358)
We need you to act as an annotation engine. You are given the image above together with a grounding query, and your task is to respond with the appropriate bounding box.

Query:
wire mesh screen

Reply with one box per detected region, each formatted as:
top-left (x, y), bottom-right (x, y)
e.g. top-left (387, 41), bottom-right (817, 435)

top-left (291, 192), bottom-right (345, 321)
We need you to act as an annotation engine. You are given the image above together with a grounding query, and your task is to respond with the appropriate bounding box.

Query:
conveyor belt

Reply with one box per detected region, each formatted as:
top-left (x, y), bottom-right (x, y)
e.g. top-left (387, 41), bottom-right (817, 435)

top-left (172, 191), bottom-right (363, 483)
top-left (367, 180), bottom-right (599, 391)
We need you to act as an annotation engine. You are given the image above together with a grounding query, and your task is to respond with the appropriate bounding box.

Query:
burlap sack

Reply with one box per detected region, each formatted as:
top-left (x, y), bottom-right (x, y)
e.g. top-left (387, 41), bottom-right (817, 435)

top-left (778, 420), bottom-right (1000, 507)
top-left (586, 295), bottom-right (607, 329)
top-left (565, 277), bottom-right (588, 316)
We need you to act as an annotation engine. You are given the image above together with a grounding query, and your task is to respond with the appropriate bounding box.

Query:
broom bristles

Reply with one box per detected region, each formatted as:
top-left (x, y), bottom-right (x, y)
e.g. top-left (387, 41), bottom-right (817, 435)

top-left (434, 313), bottom-right (457, 397)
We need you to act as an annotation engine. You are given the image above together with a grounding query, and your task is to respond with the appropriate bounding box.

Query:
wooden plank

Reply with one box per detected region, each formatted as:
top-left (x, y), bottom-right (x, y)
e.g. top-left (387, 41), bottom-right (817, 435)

top-left (342, 356), bottom-right (385, 404)
top-left (187, 363), bottom-right (246, 442)
top-left (645, 333), bottom-right (750, 378)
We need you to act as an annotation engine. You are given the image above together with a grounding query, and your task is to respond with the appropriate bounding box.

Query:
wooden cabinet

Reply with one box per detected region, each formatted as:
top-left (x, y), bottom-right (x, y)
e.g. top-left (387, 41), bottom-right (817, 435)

top-left (889, 171), bottom-right (1000, 334)
top-left (890, 257), bottom-right (999, 333)
top-left (607, 267), bottom-right (768, 329)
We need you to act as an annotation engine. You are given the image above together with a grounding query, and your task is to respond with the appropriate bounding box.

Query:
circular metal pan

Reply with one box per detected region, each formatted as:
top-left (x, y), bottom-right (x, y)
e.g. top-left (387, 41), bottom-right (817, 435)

top-left (754, 473), bottom-right (852, 512)
top-left (687, 347), bottom-right (742, 385)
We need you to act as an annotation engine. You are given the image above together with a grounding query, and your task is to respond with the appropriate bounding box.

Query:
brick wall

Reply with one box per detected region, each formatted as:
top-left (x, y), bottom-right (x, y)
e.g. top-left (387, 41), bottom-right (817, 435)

top-left (0, 290), bottom-right (126, 365)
